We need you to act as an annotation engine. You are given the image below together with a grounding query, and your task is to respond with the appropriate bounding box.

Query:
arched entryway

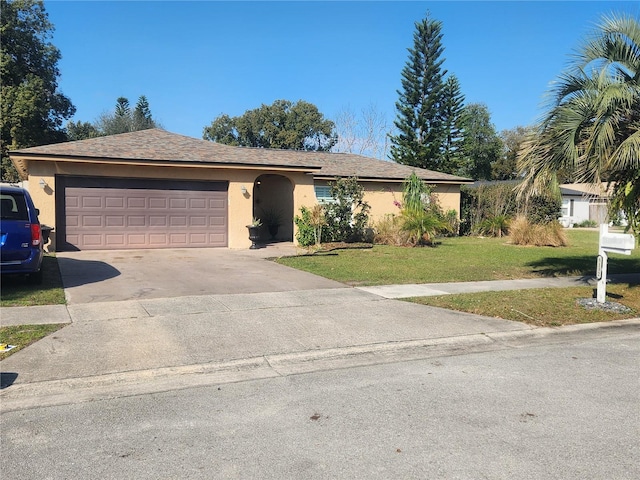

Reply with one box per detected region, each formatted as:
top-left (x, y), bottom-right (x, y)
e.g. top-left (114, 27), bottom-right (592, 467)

top-left (252, 174), bottom-right (294, 242)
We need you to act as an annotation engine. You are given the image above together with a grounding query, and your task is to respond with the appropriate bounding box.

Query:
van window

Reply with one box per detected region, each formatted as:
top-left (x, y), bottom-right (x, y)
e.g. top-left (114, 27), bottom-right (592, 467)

top-left (0, 193), bottom-right (29, 220)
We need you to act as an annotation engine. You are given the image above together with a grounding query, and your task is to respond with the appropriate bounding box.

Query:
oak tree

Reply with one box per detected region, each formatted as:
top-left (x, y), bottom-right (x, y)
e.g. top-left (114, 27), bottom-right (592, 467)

top-left (203, 100), bottom-right (337, 151)
top-left (1, 0), bottom-right (75, 181)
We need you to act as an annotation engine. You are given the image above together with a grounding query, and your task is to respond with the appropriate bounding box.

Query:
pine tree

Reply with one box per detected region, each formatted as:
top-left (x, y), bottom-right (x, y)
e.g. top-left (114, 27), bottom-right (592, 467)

top-left (440, 75), bottom-right (465, 174)
top-left (390, 13), bottom-right (447, 169)
top-left (133, 95), bottom-right (154, 130)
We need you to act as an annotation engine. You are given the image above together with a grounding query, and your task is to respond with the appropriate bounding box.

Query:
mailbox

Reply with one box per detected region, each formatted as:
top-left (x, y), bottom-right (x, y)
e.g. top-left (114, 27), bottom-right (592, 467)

top-left (600, 232), bottom-right (636, 255)
top-left (596, 224), bottom-right (636, 303)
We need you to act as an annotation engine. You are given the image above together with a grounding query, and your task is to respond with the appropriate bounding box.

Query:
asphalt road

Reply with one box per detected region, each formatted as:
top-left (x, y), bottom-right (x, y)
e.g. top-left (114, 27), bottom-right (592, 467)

top-left (2, 327), bottom-right (638, 480)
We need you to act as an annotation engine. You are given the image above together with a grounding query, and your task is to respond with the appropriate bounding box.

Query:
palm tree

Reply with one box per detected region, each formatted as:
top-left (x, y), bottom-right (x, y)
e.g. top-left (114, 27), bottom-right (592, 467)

top-left (517, 13), bottom-right (640, 234)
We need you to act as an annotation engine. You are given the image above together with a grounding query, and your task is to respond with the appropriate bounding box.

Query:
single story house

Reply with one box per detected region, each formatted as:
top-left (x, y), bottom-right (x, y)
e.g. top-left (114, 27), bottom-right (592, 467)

top-left (9, 129), bottom-right (472, 250)
top-left (559, 183), bottom-right (611, 227)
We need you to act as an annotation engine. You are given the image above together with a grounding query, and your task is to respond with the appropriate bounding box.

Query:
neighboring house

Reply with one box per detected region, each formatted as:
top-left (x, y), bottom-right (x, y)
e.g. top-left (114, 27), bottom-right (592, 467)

top-left (9, 129), bottom-right (471, 250)
top-left (559, 183), bottom-right (611, 227)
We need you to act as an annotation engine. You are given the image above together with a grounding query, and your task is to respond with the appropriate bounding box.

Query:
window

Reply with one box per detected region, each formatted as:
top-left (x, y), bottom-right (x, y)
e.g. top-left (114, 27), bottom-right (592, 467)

top-left (0, 194), bottom-right (28, 220)
top-left (314, 186), bottom-right (334, 204)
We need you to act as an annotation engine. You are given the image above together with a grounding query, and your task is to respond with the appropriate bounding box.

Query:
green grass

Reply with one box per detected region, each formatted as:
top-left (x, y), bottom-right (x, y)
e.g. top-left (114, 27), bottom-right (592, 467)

top-left (277, 230), bottom-right (640, 285)
top-left (1, 254), bottom-right (66, 307)
top-left (0, 323), bottom-right (67, 360)
top-left (407, 284), bottom-right (640, 328)
top-left (278, 230), bottom-right (640, 327)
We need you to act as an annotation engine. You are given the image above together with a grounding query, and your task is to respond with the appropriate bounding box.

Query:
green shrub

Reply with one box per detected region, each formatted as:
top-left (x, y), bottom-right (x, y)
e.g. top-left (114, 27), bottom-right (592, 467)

top-left (294, 206), bottom-right (317, 247)
top-left (295, 178), bottom-right (371, 246)
top-left (524, 193), bottom-right (562, 225)
top-left (401, 209), bottom-right (446, 245)
top-left (575, 219), bottom-right (598, 228)
top-left (478, 215), bottom-right (510, 238)
top-left (323, 177), bottom-right (370, 243)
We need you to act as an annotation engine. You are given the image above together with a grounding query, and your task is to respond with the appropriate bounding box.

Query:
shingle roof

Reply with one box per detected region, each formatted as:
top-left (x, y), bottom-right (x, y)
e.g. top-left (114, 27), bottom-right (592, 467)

top-left (560, 183), bottom-right (611, 198)
top-left (10, 128), bottom-right (471, 183)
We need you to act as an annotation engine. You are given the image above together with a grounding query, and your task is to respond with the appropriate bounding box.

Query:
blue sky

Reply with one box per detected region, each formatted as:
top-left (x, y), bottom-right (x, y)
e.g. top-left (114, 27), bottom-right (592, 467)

top-left (46, 1), bottom-right (639, 145)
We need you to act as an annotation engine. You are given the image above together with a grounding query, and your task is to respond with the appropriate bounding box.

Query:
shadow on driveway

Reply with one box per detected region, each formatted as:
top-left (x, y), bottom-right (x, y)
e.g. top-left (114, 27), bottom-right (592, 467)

top-left (56, 256), bottom-right (121, 288)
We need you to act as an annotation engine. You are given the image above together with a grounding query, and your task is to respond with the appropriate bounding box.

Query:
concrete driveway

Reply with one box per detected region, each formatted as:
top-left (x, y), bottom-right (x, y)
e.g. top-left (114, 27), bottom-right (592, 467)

top-left (56, 244), bottom-right (345, 304)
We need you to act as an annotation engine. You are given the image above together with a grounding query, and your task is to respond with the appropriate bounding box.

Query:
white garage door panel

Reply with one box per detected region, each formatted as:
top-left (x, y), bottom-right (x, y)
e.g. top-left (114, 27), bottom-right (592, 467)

top-left (64, 184), bottom-right (228, 250)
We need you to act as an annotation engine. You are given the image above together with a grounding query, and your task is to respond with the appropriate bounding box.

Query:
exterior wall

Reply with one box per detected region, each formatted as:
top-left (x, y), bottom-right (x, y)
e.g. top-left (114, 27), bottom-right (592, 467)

top-left (25, 160), bottom-right (312, 250)
top-left (431, 184), bottom-right (463, 215)
top-left (361, 182), bottom-right (403, 220)
top-left (26, 162), bottom-right (57, 251)
top-left (559, 196), bottom-right (591, 227)
top-left (313, 180), bottom-right (462, 221)
top-left (291, 174), bottom-right (316, 244)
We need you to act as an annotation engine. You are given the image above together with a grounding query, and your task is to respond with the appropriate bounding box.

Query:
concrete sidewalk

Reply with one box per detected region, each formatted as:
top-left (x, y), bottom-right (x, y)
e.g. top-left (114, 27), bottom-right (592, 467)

top-left (358, 276), bottom-right (591, 298)
top-left (2, 273), bottom-right (640, 326)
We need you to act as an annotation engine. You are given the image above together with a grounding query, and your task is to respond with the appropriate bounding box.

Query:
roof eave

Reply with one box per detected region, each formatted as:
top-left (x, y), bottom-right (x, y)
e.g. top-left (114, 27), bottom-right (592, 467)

top-left (8, 152), bottom-right (322, 173)
top-left (312, 174), bottom-right (473, 184)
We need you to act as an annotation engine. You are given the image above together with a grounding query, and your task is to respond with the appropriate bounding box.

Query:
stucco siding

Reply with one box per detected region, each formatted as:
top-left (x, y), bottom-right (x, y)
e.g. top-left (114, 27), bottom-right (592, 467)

top-left (313, 180), bottom-right (462, 222)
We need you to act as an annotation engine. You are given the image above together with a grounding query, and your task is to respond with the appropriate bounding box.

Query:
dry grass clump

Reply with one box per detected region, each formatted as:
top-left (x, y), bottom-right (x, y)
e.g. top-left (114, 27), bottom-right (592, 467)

top-left (372, 214), bottom-right (411, 246)
top-left (508, 216), bottom-right (568, 247)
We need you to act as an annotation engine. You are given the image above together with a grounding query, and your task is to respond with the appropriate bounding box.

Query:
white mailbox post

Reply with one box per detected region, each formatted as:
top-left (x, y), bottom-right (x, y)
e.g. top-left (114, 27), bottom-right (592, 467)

top-left (597, 224), bottom-right (636, 303)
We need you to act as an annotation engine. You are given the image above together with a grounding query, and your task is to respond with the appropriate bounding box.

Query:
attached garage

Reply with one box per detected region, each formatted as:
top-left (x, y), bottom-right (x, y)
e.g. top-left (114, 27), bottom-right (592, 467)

top-left (56, 177), bottom-right (228, 250)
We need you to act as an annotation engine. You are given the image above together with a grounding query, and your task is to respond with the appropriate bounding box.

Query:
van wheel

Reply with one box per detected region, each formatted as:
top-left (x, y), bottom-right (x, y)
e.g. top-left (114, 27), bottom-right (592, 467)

top-left (28, 269), bottom-right (43, 285)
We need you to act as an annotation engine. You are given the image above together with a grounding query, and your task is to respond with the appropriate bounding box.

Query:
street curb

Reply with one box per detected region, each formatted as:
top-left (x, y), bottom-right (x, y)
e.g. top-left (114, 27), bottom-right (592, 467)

top-left (2, 319), bottom-right (638, 413)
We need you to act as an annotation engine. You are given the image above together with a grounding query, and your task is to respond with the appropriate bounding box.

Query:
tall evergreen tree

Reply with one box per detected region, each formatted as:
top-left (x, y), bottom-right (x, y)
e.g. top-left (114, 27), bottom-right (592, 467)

top-left (133, 95), bottom-right (154, 130)
top-left (114, 97), bottom-right (130, 118)
top-left (390, 13), bottom-right (447, 169)
top-left (458, 103), bottom-right (503, 180)
top-left (440, 74), bottom-right (465, 174)
top-left (1, 0), bottom-right (75, 181)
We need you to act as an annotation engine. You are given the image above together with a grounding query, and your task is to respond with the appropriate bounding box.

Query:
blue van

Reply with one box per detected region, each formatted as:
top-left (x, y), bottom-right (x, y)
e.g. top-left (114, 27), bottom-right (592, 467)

top-left (0, 184), bottom-right (44, 284)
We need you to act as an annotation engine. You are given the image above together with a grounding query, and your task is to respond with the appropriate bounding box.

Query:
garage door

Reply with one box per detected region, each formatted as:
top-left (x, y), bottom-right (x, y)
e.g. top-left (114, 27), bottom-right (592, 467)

top-left (58, 177), bottom-right (228, 250)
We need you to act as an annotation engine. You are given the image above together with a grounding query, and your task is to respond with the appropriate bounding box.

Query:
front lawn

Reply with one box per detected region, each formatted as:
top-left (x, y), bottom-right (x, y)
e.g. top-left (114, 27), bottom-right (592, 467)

top-left (277, 230), bottom-right (640, 285)
top-left (407, 284), bottom-right (639, 328)
top-left (277, 229), bottom-right (639, 327)
top-left (0, 254), bottom-right (66, 307)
